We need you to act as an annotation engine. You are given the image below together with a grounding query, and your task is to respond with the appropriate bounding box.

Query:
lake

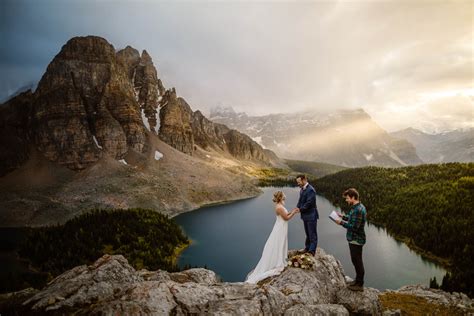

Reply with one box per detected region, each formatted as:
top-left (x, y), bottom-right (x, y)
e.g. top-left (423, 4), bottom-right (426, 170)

top-left (175, 186), bottom-right (446, 290)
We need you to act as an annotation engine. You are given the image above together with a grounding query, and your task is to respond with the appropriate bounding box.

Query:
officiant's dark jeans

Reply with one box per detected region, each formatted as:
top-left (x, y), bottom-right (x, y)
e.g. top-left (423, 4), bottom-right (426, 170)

top-left (303, 220), bottom-right (318, 252)
top-left (349, 243), bottom-right (364, 285)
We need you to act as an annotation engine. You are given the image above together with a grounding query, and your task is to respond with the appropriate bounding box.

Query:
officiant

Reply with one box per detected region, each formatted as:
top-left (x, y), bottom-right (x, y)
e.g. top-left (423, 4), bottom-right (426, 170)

top-left (335, 188), bottom-right (367, 291)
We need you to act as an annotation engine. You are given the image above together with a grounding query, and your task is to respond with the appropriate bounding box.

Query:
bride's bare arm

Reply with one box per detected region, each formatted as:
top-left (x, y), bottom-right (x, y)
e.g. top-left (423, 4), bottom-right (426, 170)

top-left (276, 206), bottom-right (296, 221)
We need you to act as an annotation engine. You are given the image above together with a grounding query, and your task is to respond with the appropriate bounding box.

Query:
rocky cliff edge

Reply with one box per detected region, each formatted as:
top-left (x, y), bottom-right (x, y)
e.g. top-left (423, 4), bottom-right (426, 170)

top-left (2, 249), bottom-right (472, 315)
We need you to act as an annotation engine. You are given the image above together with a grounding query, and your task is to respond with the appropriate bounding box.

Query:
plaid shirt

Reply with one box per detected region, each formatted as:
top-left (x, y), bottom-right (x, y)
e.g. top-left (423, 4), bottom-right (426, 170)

top-left (342, 202), bottom-right (367, 245)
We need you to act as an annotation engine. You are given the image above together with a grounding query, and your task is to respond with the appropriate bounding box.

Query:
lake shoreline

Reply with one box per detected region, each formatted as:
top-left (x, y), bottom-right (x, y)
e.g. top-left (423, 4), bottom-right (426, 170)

top-left (174, 187), bottom-right (446, 289)
top-left (174, 186), bottom-right (450, 271)
top-left (169, 191), bottom-right (263, 219)
top-left (0, 189), bottom-right (264, 229)
top-left (172, 241), bottom-right (192, 267)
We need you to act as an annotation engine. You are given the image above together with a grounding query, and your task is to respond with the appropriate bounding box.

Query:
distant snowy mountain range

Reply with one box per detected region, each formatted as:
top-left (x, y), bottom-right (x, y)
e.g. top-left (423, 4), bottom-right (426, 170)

top-left (390, 127), bottom-right (474, 163)
top-left (209, 106), bottom-right (473, 167)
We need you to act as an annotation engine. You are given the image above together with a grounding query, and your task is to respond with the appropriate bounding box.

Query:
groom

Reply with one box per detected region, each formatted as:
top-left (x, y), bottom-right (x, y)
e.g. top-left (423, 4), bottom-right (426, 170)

top-left (293, 174), bottom-right (319, 256)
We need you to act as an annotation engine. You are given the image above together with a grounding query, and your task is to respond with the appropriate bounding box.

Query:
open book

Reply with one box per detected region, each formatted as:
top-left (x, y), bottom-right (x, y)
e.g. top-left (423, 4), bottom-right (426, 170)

top-left (328, 210), bottom-right (342, 223)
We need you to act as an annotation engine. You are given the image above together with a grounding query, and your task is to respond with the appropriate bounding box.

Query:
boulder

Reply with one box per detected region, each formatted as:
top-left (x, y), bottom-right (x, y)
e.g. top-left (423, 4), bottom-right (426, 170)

top-left (169, 268), bottom-right (220, 285)
top-left (265, 248), bottom-right (346, 305)
top-left (336, 286), bottom-right (382, 315)
top-left (23, 254), bottom-right (142, 312)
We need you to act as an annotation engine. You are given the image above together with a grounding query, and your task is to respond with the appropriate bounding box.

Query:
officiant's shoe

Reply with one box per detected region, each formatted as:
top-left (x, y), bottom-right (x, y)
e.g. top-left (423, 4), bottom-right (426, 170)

top-left (348, 283), bottom-right (364, 291)
top-left (347, 280), bottom-right (357, 286)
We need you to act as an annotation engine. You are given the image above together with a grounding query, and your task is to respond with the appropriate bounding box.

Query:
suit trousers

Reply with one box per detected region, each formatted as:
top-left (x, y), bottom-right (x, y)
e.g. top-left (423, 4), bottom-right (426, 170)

top-left (303, 219), bottom-right (318, 252)
top-left (349, 243), bottom-right (365, 285)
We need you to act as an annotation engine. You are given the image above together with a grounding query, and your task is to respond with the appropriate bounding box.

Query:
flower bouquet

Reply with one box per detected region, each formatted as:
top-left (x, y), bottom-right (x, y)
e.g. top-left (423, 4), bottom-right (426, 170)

top-left (287, 253), bottom-right (314, 270)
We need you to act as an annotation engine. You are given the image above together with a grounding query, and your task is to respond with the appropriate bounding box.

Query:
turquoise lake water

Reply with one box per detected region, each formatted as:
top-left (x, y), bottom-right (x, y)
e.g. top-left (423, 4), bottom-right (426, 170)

top-left (175, 186), bottom-right (446, 290)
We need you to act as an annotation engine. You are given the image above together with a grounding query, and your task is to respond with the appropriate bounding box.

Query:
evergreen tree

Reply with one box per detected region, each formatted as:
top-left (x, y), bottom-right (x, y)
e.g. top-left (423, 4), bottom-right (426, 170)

top-left (430, 277), bottom-right (439, 289)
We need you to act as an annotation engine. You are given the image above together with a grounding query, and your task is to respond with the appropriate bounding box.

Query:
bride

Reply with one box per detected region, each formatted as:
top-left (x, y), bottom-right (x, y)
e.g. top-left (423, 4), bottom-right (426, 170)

top-left (245, 191), bottom-right (299, 284)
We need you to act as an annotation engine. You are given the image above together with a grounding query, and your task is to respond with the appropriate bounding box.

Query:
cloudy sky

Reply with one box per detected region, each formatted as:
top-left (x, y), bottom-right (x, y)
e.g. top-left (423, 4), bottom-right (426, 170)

top-left (1, 0), bottom-right (472, 132)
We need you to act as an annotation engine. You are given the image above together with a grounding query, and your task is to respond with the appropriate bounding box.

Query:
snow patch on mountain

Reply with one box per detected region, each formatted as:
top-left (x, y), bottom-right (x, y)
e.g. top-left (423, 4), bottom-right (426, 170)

top-left (141, 109), bottom-right (151, 132)
top-left (93, 136), bottom-right (103, 149)
top-left (364, 153), bottom-right (373, 161)
top-left (154, 150), bottom-right (163, 161)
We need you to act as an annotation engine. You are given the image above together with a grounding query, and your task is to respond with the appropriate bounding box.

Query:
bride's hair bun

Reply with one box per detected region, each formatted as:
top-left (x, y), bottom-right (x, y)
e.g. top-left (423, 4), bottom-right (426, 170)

top-left (272, 191), bottom-right (285, 203)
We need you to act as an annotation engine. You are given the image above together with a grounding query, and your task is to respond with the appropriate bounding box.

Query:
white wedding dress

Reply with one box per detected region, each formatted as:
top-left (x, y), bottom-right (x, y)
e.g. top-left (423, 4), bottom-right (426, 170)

top-left (245, 206), bottom-right (288, 284)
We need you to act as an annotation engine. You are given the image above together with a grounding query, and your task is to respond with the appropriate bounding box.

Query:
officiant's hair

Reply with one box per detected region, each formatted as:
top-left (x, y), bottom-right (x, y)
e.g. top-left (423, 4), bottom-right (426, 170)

top-left (272, 191), bottom-right (285, 203)
top-left (343, 188), bottom-right (359, 200)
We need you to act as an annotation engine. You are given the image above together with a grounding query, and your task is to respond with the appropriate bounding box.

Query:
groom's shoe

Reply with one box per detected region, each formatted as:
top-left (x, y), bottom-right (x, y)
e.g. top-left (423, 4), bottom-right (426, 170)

top-left (308, 251), bottom-right (315, 256)
top-left (297, 248), bottom-right (309, 255)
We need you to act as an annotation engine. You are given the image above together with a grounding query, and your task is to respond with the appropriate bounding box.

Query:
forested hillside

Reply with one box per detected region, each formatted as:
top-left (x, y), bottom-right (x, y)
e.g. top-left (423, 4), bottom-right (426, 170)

top-left (285, 159), bottom-right (348, 178)
top-left (316, 163), bottom-right (474, 296)
top-left (2, 209), bottom-right (188, 293)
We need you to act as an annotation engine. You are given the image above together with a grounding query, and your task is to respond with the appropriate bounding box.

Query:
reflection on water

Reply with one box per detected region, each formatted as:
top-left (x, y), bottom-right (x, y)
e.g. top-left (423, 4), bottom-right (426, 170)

top-left (176, 187), bottom-right (446, 290)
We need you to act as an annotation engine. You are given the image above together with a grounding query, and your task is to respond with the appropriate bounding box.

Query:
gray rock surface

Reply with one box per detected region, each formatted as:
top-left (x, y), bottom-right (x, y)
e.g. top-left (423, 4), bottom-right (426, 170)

top-left (16, 249), bottom-right (473, 315)
top-left (336, 286), bottom-right (382, 315)
top-left (284, 304), bottom-right (349, 316)
top-left (19, 249), bottom-right (386, 315)
top-left (168, 268), bottom-right (220, 285)
top-left (266, 248), bottom-right (346, 305)
top-left (23, 254), bottom-right (143, 312)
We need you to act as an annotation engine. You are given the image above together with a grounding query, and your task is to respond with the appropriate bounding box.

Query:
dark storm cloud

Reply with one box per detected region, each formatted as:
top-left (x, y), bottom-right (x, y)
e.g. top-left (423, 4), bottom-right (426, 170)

top-left (1, 0), bottom-right (472, 132)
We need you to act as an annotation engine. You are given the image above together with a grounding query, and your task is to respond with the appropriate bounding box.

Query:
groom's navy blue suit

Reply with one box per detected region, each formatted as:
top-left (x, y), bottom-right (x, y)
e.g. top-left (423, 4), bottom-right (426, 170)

top-left (297, 184), bottom-right (319, 253)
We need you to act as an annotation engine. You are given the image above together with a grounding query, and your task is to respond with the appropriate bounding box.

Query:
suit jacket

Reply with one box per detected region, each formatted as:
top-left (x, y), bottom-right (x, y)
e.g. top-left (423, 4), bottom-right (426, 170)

top-left (297, 184), bottom-right (319, 221)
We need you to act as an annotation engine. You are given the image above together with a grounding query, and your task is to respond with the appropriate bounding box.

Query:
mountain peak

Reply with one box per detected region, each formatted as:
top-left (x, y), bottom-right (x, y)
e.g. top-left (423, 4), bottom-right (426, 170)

top-left (7, 36), bottom-right (153, 171)
top-left (57, 35), bottom-right (116, 62)
top-left (209, 105), bottom-right (237, 118)
top-left (117, 45), bottom-right (140, 57)
top-left (141, 49), bottom-right (152, 62)
top-left (393, 127), bottom-right (425, 135)
top-left (0, 35), bottom-right (278, 175)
